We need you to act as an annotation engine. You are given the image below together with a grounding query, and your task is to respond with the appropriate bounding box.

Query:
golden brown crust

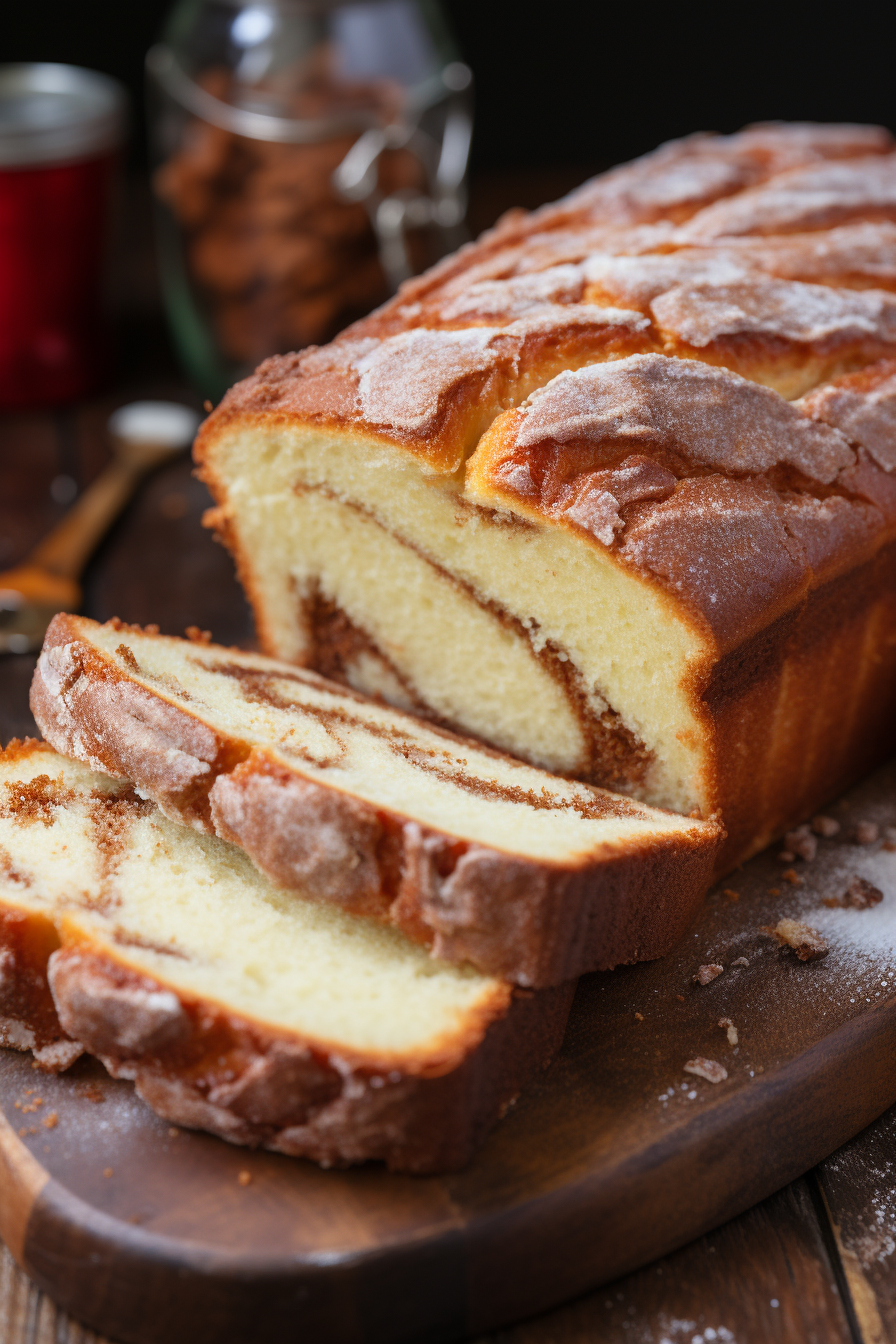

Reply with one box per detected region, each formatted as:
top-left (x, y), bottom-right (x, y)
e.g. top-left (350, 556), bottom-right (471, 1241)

top-left (194, 123), bottom-right (896, 876)
top-left (30, 616), bottom-right (721, 987)
top-left (45, 941), bottom-right (572, 1173)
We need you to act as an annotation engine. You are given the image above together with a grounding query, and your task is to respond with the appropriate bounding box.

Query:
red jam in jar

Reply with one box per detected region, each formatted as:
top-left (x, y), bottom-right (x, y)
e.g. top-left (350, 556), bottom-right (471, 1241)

top-left (0, 64), bottom-right (126, 408)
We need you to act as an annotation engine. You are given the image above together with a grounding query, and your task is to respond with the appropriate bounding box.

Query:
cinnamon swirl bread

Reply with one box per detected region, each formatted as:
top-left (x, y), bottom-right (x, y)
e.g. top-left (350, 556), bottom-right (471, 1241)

top-left (30, 616), bottom-right (719, 987)
top-left (0, 739), bottom-right (572, 1172)
top-left (196, 123), bottom-right (896, 868)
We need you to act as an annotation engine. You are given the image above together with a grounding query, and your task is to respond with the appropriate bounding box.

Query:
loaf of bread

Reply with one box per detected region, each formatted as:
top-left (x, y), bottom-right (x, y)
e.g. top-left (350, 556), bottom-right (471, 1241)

top-left (0, 739), bottom-right (573, 1172)
top-left (196, 123), bottom-right (896, 868)
top-left (30, 615), bottom-right (719, 987)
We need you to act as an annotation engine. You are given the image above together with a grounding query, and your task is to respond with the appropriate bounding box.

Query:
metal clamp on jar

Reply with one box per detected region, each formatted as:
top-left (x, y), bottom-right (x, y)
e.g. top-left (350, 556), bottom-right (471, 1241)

top-left (147, 0), bottom-right (472, 396)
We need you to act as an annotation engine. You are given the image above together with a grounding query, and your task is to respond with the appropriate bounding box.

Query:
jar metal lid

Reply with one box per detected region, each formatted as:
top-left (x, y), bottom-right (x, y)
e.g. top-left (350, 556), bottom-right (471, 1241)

top-left (0, 64), bottom-right (127, 168)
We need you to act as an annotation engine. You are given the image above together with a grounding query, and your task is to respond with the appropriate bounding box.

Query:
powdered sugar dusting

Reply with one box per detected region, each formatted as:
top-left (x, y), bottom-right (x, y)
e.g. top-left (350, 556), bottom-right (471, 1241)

top-left (438, 265), bottom-right (585, 319)
top-left (680, 154), bottom-right (896, 239)
top-left (515, 354), bottom-right (854, 483)
top-left (355, 327), bottom-right (503, 432)
top-left (583, 252), bottom-right (752, 307)
top-left (652, 277), bottom-right (896, 347)
top-left (800, 365), bottom-right (896, 472)
top-left (703, 220), bottom-right (896, 285)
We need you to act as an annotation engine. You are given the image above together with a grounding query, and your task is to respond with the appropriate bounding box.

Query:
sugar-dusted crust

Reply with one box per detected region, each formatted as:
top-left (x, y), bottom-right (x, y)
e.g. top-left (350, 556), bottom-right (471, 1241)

top-left (30, 616), bottom-right (721, 987)
top-left (194, 123), bottom-right (896, 872)
top-left (45, 942), bottom-right (573, 1174)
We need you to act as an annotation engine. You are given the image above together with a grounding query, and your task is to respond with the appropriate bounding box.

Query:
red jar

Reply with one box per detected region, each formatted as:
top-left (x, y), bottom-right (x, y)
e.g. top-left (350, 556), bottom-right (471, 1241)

top-left (0, 64), bottom-right (126, 408)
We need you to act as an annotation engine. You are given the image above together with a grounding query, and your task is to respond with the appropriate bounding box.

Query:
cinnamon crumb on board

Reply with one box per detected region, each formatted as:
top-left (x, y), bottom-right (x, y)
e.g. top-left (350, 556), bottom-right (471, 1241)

top-left (42, 1112), bottom-right (58, 1130)
top-left (694, 963), bottom-right (724, 985)
top-left (237, 1171), bottom-right (253, 1187)
top-left (103, 1167), bottom-right (113, 1178)
top-left (812, 815), bottom-right (841, 837)
top-left (634, 1012), bottom-right (644, 1020)
top-left (782, 868), bottom-right (803, 886)
top-left (763, 918), bottom-right (829, 961)
top-left (684, 1057), bottom-right (728, 1083)
top-left (723, 888), bottom-right (740, 902)
top-left (824, 876), bottom-right (885, 910)
top-left (783, 825), bottom-right (818, 861)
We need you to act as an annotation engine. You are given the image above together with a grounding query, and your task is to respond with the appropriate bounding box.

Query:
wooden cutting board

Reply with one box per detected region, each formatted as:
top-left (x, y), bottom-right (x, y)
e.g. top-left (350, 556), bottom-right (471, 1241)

top-left (1, 761), bottom-right (895, 1344)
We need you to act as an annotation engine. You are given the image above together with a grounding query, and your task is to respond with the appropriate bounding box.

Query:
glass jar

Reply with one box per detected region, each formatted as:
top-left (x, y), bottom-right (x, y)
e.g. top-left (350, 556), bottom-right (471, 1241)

top-left (0, 64), bottom-right (126, 408)
top-left (147, 0), bottom-right (472, 397)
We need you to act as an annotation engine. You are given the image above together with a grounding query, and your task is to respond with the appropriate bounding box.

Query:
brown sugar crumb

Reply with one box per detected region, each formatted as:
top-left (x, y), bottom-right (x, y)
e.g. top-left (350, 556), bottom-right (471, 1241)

top-left (731, 957), bottom-right (749, 967)
top-left (116, 644), bottom-right (140, 673)
top-left (718, 1018), bottom-right (739, 1046)
top-left (76, 1083), bottom-right (105, 1103)
top-left (782, 868), bottom-right (804, 886)
top-left (103, 1167), bottom-right (113, 1178)
top-left (185, 626), bottom-right (213, 644)
top-left (723, 889), bottom-right (740, 903)
top-left (684, 1057), bottom-right (728, 1084)
top-left (854, 821), bottom-right (880, 845)
top-left (764, 918), bottom-right (829, 961)
top-left (845, 876), bottom-right (884, 909)
top-left (783, 826), bottom-right (817, 862)
top-left (812, 815), bottom-right (841, 838)
top-left (237, 1170), bottom-right (253, 1187)
top-left (694, 963), bottom-right (724, 985)
top-left (634, 1012), bottom-right (644, 1021)
top-left (768, 888), bottom-right (781, 897)
top-left (675, 994), bottom-right (685, 1002)
top-left (42, 1112), bottom-right (58, 1130)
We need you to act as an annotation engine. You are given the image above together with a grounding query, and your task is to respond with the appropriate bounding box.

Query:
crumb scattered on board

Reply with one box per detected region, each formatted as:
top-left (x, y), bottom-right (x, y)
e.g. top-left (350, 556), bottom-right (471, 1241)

top-left (764, 918), bottom-right (829, 961)
top-left (684, 1058), bottom-right (728, 1084)
top-left (694, 963), bottom-right (723, 985)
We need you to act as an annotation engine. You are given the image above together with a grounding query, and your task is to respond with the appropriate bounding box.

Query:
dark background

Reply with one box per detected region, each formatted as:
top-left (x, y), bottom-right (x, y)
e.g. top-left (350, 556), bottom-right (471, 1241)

top-left (7, 1), bottom-right (896, 178)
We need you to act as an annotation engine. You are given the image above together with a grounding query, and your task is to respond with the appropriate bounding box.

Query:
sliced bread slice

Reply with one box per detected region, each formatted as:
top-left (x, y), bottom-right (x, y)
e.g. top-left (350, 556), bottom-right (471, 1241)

top-left (0, 740), bottom-right (572, 1172)
top-left (31, 615), bottom-right (722, 987)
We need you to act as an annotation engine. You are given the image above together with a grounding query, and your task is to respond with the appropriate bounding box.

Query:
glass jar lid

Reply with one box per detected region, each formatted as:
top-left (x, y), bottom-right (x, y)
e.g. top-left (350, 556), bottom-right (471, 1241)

top-left (0, 64), bottom-right (127, 168)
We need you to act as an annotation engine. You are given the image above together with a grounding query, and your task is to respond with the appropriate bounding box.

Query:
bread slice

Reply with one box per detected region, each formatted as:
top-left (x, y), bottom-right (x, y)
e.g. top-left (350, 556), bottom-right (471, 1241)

top-left (30, 615), bottom-right (720, 988)
top-left (0, 739), bottom-right (573, 1172)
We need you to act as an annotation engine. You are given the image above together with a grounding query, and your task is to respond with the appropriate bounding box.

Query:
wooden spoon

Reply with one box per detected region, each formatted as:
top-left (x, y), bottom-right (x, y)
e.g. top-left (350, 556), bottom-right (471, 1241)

top-left (0, 401), bottom-right (201, 654)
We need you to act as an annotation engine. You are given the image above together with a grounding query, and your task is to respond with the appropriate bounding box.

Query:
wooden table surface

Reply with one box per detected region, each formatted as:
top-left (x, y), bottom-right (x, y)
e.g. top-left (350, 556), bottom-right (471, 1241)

top-left (2, 173), bottom-right (896, 1344)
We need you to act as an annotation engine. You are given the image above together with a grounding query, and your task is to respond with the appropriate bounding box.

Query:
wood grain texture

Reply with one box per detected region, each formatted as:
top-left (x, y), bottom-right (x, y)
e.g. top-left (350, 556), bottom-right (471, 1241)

top-left (817, 1107), bottom-right (896, 1344)
top-left (481, 1178), bottom-right (855, 1344)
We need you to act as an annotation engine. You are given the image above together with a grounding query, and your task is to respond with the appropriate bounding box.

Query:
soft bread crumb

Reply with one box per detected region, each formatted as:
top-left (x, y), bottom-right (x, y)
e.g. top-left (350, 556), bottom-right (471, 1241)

top-left (718, 1018), bottom-right (739, 1046)
top-left (684, 1057), bottom-right (727, 1083)
top-left (845, 877), bottom-right (884, 908)
top-left (812, 815), bottom-right (840, 837)
top-left (783, 826), bottom-right (817, 862)
top-left (694, 963), bottom-right (723, 985)
top-left (764, 918), bottom-right (829, 961)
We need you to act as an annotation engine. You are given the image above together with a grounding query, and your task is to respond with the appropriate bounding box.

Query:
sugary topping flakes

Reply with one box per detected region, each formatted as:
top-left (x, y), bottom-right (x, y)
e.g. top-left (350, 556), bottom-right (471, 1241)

top-left (514, 354), bottom-right (853, 483)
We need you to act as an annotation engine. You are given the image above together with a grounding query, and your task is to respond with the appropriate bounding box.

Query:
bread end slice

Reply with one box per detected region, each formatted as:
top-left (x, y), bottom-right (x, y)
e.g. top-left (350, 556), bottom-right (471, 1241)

top-left (0, 740), bottom-right (572, 1171)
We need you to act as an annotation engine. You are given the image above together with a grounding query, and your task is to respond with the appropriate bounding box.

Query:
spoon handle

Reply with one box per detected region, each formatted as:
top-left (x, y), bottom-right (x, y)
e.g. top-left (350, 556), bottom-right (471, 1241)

top-left (28, 440), bottom-right (180, 581)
